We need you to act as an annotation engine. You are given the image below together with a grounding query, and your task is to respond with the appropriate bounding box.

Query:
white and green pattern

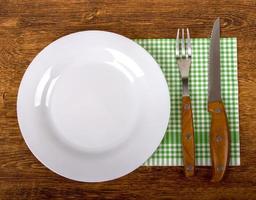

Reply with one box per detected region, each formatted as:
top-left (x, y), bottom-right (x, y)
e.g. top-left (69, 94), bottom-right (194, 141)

top-left (134, 38), bottom-right (240, 166)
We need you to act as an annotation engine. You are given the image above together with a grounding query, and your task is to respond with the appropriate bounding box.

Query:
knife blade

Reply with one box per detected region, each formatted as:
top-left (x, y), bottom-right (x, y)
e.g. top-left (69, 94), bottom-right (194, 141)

top-left (208, 18), bottom-right (230, 182)
top-left (208, 18), bottom-right (221, 102)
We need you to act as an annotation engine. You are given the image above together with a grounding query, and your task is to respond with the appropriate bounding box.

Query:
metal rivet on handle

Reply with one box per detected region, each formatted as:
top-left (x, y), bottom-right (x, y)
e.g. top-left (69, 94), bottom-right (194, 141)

top-left (185, 133), bottom-right (191, 140)
top-left (186, 165), bottom-right (193, 171)
top-left (184, 103), bottom-right (190, 110)
top-left (216, 135), bottom-right (223, 142)
top-left (214, 108), bottom-right (221, 113)
top-left (217, 165), bottom-right (224, 172)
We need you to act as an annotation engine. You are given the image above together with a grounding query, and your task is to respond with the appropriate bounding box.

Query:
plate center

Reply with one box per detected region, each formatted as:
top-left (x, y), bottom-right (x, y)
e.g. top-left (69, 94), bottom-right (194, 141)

top-left (48, 62), bottom-right (139, 152)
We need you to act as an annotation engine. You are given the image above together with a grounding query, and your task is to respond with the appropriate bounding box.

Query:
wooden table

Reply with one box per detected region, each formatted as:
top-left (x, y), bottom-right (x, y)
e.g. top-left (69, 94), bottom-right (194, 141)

top-left (1, 0), bottom-right (256, 199)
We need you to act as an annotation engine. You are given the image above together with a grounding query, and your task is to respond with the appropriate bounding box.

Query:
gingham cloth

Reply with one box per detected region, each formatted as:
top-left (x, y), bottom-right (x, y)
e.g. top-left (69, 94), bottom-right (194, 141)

top-left (134, 38), bottom-right (240, 166)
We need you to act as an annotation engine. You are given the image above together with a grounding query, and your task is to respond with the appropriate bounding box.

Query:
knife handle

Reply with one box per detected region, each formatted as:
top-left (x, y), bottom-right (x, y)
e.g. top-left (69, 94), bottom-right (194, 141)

top-left (208, 101), bottom-right (229, 182)
top-left (181, 96), bottom-right (195, 177)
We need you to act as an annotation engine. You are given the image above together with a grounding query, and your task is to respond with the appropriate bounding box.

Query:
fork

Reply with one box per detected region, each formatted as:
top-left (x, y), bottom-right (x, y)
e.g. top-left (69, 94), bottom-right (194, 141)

top-left (176, 28), bottom-right (195, 177)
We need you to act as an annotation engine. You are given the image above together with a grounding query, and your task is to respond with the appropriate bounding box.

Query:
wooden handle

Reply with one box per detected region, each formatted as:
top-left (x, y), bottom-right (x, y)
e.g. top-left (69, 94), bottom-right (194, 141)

top-left (208, 101), bottom-right (230, 182)
top-left (181, 96), bottom-right (195, 177)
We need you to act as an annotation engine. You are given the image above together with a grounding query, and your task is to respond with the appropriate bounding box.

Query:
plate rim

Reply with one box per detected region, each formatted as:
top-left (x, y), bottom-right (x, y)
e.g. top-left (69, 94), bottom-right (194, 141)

top-left (17, 30), bottom-right (170, 182)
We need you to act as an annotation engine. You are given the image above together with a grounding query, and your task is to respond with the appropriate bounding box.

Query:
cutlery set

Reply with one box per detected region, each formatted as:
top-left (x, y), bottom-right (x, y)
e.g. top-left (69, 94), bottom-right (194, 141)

top-left (17, 16), bottom-right (233, 182)
top-left (176, 18), bottom-right (230, 182)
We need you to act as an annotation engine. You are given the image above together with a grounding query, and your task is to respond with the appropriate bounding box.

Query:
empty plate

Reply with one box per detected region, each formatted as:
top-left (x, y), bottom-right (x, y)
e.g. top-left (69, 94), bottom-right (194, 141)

top-left (17, 31), bottom-right (170, 182)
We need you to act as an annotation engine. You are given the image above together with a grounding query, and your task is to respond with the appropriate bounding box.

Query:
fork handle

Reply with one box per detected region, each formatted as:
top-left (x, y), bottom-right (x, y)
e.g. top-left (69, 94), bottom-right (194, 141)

top-left (181, 96), bottom-right (195, 177)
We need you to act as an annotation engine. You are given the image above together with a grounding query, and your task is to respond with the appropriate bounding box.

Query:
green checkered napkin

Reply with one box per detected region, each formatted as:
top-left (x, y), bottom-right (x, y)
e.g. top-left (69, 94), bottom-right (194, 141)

top-left (134, 38), bottom-right (240, 166)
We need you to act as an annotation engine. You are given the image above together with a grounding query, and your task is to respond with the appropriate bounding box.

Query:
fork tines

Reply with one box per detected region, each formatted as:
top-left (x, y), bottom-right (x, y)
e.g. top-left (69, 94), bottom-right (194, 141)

top-left (176, 28), bottom-right (192, 58)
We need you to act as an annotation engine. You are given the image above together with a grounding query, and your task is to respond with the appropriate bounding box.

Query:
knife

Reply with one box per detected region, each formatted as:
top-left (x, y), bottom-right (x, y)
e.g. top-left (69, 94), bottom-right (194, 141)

top-left (208, 18), bottom-right (230, 182)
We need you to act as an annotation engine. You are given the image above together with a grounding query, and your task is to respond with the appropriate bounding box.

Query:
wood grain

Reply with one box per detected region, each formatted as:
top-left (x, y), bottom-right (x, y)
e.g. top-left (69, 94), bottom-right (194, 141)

top-left (1, 0), bottom-right (256, 199)
top-left (181, 96), bottom-right (195, 177)
top-left (208, 101), bottom-right (229, 182)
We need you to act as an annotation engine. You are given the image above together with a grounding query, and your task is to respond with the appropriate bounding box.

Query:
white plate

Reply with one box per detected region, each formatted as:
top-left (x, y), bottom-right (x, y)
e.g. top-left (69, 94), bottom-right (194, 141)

top-left (17, 31), bottom-right (170, 182)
